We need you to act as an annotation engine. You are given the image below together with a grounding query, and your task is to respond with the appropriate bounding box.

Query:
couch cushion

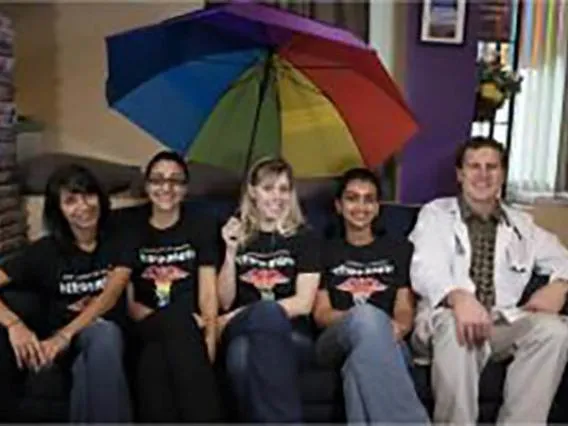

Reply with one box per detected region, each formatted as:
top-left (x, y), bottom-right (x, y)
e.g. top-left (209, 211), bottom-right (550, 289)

top-left (300, 368), bottom-right (340, 404)
top-left (19, 366), bottom-right (70, 422)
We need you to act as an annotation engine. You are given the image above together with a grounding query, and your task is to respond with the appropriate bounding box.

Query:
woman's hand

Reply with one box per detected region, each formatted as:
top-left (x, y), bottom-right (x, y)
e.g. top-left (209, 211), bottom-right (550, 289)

top-left (7, 321), bottom-right (46, 371)
top-left (40, 332), bottom-right (71, 366)
top-left (193, 314), bottom-right (217, 362)
top-left (193, 313), bottom-right (204, 328)
top-left (216, 307), bottom-right (244, 339)
top-left (221, 217), bottom-right (242, 253)
top-left (204, 331), bottom-right (216, 363)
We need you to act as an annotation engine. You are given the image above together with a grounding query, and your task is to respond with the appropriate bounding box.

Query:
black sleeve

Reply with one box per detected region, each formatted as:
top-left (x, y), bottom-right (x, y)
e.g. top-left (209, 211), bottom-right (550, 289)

top-left (296, 228), bottom-right (321, 274)
top-left (318, 241), bottom-right (334, 290)
top-left (394, 240), bottom-right (414, 288)
top-left (194, 214), bottom-right (219, 267)
top-left (1, 238), bottom-right (53, 288)
top-left (105, 205), bottom-right (148, 270)
top-left (108, 227), bottom-right (140, 270)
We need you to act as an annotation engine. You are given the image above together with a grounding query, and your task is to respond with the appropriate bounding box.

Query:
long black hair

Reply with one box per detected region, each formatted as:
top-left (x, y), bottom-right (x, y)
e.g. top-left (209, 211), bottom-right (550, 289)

top-left (324, 168), bottom-right (382, 239)
top-left (43, 164), bottom-right (110, 248)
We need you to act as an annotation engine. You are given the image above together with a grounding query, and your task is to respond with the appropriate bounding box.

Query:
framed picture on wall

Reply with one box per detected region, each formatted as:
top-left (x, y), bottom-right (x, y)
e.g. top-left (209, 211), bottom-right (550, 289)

top-left (420, 0), bottom-right (467, 45)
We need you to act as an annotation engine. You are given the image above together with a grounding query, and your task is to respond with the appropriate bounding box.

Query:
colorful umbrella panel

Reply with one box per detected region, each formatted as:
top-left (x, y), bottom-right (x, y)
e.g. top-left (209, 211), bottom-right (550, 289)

top-left (106, 2), bottom-right (418, 177)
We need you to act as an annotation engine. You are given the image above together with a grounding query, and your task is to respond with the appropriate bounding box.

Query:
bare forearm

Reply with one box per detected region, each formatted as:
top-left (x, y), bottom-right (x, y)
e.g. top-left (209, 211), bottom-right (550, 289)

top-left (200, 296), bottom-right (218, 338)
top-left (278, 296), bottom-right (312, 318)
top-left (315, 307), bottom-right (347, 328)
top-left (0, 271), bottom-right (21, 328)
top-left (548, 279), bottom-right (568, 293)
top-left (0, 297), bottom-right (21, 329)
top-left (218, 251), bottom-right (237, 310)
top-left (60, 286), bottom-right (122, 338)
top-left (129, 300), bottom-right (154, 322)
top-left (393, 310), bottom-right (413, 338)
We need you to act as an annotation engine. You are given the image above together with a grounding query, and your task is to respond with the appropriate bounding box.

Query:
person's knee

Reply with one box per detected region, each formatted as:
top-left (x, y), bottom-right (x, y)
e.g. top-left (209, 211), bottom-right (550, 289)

top-left (430, 309), bottom-right (487, 373)
top-left (226, 335), bottom-right (249, 378)
top-left (346, 304), bottom-right (391, 340)
top-left (245, 301), bottom-right (289, 331)
top-left (526, 314), bottom-right (568, 347)
top-left (430, 309), bottom-right (471, 356)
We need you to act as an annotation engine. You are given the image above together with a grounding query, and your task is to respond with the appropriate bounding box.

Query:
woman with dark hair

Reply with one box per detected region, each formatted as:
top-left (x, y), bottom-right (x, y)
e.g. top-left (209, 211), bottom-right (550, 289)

top-left (124, 150), bottom-right (222, 422)
top-left (313, 168), bottom-right (430, 424)
top-left (0, 164), bottom-right (131, 422)
top-left (217, 157), bottom-right (320, 422)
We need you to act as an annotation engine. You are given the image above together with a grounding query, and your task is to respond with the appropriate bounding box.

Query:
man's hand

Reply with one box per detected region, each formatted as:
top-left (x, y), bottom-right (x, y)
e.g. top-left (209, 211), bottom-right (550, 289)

top-left (447, 290), bottom-right (492, 347)
top-left (523, 281), bottom-right (568, 314)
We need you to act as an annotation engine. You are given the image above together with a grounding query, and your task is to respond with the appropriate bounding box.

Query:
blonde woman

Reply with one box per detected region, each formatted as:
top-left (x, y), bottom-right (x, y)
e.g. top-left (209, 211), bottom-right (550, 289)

top-left (217, 157), bottom-right (320, 422)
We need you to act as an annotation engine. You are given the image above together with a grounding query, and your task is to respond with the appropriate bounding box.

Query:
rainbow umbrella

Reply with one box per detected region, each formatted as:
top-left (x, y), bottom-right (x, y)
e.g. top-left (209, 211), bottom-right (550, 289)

top-left (105, 2), bottom-right (417, 177)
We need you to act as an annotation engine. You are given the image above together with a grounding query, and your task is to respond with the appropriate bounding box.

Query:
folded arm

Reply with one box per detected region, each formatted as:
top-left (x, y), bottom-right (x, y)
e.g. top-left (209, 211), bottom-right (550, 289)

top-left (278, 272), bottom-right (320, 318)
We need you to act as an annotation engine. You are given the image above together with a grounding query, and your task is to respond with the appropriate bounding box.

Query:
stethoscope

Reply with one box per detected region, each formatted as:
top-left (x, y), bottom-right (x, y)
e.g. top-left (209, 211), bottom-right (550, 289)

top-left (503, 214), bottom-right (524, 242)
top-left (454, 214), bottom-right (524, 256)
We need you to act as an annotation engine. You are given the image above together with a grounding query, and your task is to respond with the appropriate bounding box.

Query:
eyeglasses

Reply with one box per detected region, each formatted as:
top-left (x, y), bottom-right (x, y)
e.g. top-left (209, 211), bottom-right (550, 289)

top-left (146, 177), bottom-right (188, 187)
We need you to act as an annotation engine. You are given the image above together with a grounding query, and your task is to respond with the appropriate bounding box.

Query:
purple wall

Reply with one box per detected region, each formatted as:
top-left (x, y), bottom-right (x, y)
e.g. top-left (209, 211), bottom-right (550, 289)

top-left (399, 3), bottom-right (479, 204)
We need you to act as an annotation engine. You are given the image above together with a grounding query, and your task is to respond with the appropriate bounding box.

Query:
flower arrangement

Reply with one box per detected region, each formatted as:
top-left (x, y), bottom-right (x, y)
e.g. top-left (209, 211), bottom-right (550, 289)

top-left (474, 50), bottom-right (523, 122)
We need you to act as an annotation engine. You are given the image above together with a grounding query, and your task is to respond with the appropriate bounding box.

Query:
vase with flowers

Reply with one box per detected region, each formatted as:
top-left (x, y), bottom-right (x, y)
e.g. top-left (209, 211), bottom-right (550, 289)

top-left (474, 50), bottom-right (523, 122)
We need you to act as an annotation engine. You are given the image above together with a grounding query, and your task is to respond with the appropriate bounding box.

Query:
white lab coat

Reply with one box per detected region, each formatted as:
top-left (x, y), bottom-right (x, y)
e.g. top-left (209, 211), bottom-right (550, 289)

top-left (409, 197), bottom-right (568, 350)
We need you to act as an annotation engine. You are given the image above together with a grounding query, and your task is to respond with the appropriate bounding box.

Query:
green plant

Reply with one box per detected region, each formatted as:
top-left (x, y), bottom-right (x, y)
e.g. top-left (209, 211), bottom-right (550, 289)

top-left (474, 51), bottom-right (523, 121)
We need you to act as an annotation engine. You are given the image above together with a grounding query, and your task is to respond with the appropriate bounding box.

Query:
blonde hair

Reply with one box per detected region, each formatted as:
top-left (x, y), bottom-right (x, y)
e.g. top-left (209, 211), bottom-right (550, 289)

top-left (238, 157), bottom-right (305, 245)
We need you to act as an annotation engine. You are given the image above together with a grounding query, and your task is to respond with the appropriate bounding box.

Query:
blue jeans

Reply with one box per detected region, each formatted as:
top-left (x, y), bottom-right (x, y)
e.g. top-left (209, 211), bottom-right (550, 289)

top-left (69, 319), bottom-right (131, 423)
top-left (316, 304), bottom-right (430, 424)
top-left (223, 301), bottom-right (305, 422)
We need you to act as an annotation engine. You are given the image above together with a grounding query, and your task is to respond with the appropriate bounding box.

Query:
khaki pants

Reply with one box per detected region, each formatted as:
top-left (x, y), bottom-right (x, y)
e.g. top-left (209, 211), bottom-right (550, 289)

top-left (412, 309), bottom-right (568, 425)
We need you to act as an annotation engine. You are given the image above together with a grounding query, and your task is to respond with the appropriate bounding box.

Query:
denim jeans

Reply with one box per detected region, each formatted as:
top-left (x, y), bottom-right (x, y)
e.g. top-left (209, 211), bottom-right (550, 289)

top-left (223, 301), bottom-right (305, 423)
top-left (316, 304), bottom-right (430, 424)
top-left (69, 319), bottom-right (131, 423)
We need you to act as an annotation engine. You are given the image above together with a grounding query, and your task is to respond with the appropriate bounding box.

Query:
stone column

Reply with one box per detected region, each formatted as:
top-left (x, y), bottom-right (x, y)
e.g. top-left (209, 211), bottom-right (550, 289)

top-left (0, 14), bottom-right (26, 261)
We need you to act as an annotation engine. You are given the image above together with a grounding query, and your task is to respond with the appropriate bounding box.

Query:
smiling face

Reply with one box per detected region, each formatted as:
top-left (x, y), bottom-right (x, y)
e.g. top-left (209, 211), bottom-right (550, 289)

top-left (59, 190), bottom-right (100, 233)
top-left (336, 178), bottom-right (380, 233)
top-left (249, 172), bottom-right (292, 224)
top-left (457, 146), bottom-right (504, 205)
top-left (145, 159), bottom-right (188, 213)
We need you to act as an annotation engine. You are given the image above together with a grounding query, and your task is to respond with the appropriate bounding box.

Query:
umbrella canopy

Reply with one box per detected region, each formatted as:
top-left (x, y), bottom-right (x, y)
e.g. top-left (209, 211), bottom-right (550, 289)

top-left (106, 2), bottom-right (418, 177)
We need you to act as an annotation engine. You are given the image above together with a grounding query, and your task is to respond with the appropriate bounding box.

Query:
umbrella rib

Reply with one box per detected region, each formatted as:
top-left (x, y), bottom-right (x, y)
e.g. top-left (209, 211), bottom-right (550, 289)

top-left (276, 63), bottom-right (322, 96)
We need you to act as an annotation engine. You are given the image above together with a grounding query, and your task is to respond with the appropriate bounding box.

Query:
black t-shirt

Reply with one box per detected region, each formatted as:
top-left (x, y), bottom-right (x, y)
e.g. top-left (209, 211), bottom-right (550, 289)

top-left (126, 209), bottom-right (218, 312)
top-left (1, 234), bottom-right (130, 333)
top-left (322, 235), bottom-right (413, 316)
top-left (234, 227), bottom-right (320, 311)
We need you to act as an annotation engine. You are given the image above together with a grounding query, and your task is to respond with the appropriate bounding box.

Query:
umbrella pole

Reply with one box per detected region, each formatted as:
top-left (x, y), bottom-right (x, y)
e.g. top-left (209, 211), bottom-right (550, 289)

top-left (243, 52), bottom-right (274, 176)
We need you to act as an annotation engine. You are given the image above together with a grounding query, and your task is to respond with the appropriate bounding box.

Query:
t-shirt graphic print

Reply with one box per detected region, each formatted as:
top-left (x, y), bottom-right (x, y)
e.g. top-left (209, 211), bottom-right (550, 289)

top-left (60, 268), bottom-right (109, 312)
top-left (332, 259), bottom-right (394, 306)
top-left (233, 228), bottom-right (320, 309)
top-left (0, 234), bottom-right (131, 332)
top-left (138, 243), bottom-right (195, 308)
top-left (323, 236), bottom-right (413, 316)
top-left (236, 249), bottom-right (294, 301)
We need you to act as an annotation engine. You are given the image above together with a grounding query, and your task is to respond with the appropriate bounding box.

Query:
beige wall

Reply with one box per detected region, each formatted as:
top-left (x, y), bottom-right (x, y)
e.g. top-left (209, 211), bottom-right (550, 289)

top-left (1, 2), bottom-right (203, 166)
top-left (524, 202), bottom-right (568, 249)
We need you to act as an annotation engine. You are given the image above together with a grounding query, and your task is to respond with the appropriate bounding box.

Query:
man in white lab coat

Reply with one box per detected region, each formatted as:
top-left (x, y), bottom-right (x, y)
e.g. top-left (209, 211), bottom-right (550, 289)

top-left (409, 137), bottom-right (568, 424)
